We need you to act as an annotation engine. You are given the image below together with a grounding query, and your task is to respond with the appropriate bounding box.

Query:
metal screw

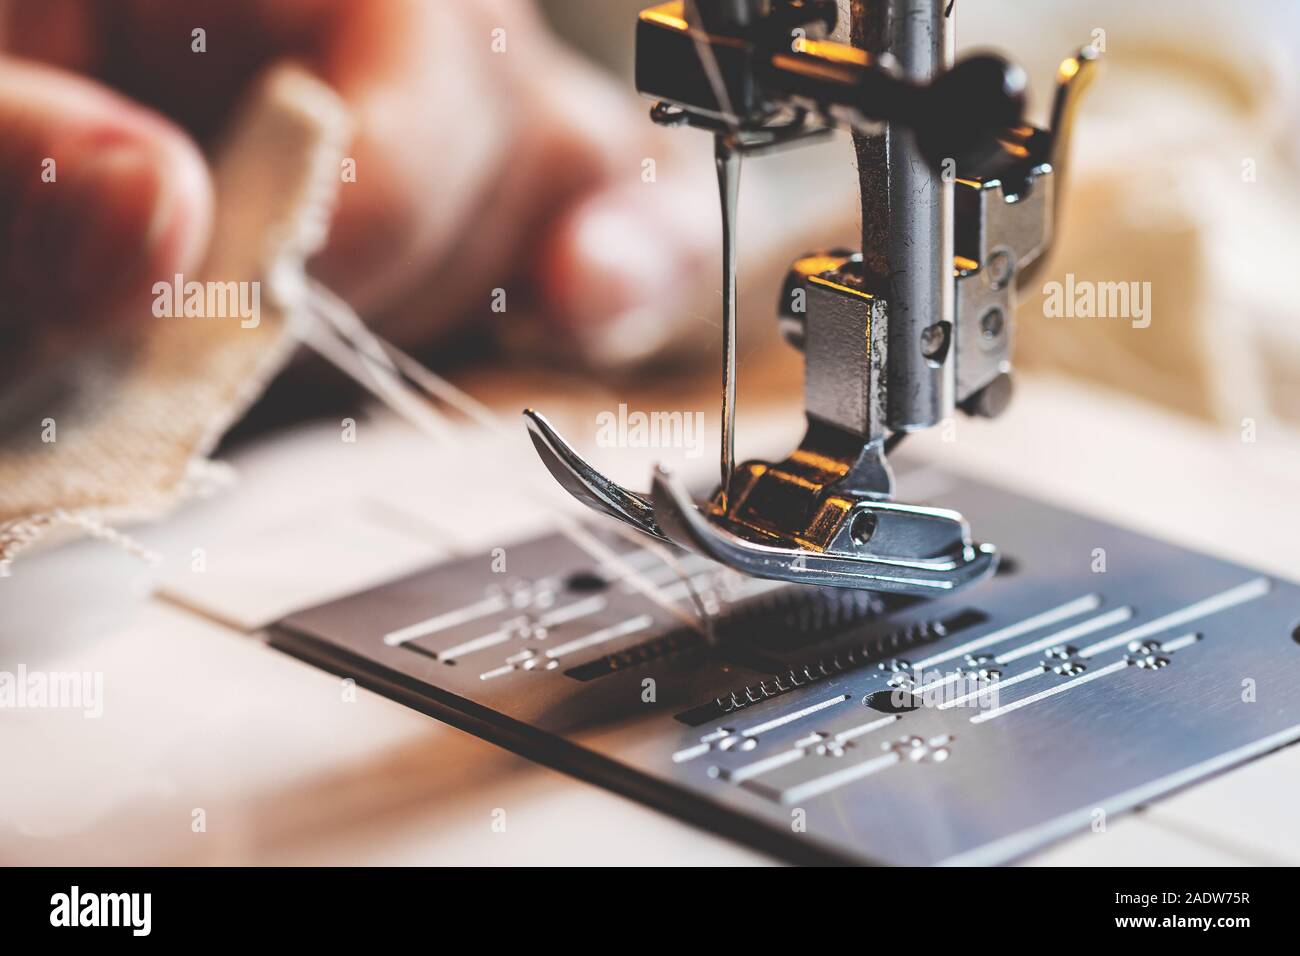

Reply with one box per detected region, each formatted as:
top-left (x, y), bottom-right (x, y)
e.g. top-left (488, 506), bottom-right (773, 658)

top-left (979, 307), bottom-right (1005, 342)
top-left (987, 249), bottom-right (1014, 290)
top-left (851, 510), bottom-right (877, 546)
top-left (920, 321), bottom-right (951, 363)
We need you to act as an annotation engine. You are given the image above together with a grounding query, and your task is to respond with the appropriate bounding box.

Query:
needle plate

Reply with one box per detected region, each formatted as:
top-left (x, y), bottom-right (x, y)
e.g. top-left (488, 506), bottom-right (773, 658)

top-left (270, 472), bottom-right (1300, 865)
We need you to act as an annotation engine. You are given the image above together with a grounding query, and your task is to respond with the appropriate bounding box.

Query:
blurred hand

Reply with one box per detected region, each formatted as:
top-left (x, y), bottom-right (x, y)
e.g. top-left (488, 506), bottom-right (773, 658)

top-left (0, 0), bottom-right (713, 355)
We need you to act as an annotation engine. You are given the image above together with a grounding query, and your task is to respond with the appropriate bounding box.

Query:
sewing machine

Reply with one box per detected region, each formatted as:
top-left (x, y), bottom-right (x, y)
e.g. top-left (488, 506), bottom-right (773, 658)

top-left (10, 0), bottom-right (1300, 870)
top-left (257, 1), bottom-right (1300, 865)
top-left (527, 0), bottom-right (1093, 595)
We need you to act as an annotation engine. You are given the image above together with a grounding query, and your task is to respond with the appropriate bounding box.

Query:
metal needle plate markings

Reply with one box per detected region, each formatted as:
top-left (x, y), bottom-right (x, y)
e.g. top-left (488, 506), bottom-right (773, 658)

top-left (272, 474), bottom-right (1300, 865)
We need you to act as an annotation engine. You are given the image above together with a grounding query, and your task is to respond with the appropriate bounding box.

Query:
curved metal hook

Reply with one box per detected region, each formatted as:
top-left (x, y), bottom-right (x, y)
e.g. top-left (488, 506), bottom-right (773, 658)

top-left (524, 409), bottom-right (664, 540)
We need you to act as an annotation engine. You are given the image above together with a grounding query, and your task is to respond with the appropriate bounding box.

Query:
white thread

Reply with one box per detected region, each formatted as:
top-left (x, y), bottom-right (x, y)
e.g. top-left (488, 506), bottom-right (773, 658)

top-left (0, 509), bottom-right (161, 575)
top-left (289, 280), bottom-right (711, 635)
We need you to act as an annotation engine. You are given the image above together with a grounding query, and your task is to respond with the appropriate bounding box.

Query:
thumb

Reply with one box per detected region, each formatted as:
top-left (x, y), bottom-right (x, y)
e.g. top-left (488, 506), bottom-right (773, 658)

top-left (0, 57), bottom-right (212, 332)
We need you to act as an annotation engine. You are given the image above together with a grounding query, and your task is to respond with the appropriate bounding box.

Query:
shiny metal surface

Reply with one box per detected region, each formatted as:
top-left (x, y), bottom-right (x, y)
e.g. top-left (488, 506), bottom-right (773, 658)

top-left (953, 173), bottom-right (1050, 407)
top-left (652, 465), bottom-right (997, 592)
top-left (524, 408), bottom-right (995, 593)
top-left (797, 255), bottom-right (890, 442)
top-left (523, 409), bottom-right (662, 538)
top-left (953, 47), bottom-right (1097, 412)
top-left (525, 3), bottom-right (1093, 596)
top-left (635, 1), bottom-right (1021, 168)
top-left (272, 473), bottom-right (1300, 865)
top-left (852, 0), bottom-right (955, 432)
top-left (715, 136), bottom-right (741, 509)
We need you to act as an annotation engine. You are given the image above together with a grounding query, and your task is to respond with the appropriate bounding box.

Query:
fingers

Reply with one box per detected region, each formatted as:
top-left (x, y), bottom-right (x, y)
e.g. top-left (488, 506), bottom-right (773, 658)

top-left (339, 1), bottom-right (719, 360)
top-left (0, 0), bottom-right (719, 364)
top-left (306, 0), bottom-right (521, 313)
top-left (2, 0), bottom-right (511, 319)
top-left (0, 56), bottom-right (212, 330)
top-left (533, 150), bottom-right (719, 366)
top-left (0, 0), bottom-right (99, 73)
top-left (468, 8), bottom-right (720, 362)
top-left (522, 48), bottom-right (718, 364)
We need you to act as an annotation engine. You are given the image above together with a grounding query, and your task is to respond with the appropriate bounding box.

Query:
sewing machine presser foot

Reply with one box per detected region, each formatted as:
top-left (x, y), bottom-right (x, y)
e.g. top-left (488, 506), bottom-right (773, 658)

top-left (525, 409), bottom-right (995, 595)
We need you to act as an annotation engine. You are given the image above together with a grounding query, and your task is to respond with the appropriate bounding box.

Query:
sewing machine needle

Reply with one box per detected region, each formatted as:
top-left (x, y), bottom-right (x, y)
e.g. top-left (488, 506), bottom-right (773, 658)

top-left (715, 134), bottom-right (741, 511)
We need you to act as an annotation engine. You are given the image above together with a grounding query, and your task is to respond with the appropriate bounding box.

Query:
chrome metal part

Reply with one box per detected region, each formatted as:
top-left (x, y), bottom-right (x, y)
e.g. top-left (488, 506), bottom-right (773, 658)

top-left (796, 254), bottom-right (889, 443)
top-left (651, 465), bottom-right (996, 593)
top-left (852, 0), bottom-right (955, 432)
top-left (525, 1), bottom-right (1094, 598)
top-left (716, 135), bottom-right (741, 508)
top-left (524, 409), bottom-right (662, 539)
top-left (953, 172), bottom-right (1051, 409)
top-left (525, 408), bottom-right (996, 593)
top-left (635, 1), bottom-right (1023, 171)
top-left (953, 46), bottom-right (1098, 414)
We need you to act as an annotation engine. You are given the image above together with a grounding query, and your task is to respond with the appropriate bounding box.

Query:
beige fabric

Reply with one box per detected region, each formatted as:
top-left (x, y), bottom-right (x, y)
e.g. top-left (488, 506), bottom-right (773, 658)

top-left (1004, 29), bottom-right (1300, 427)
top-left (0, 65), bottom-right (351, 567)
